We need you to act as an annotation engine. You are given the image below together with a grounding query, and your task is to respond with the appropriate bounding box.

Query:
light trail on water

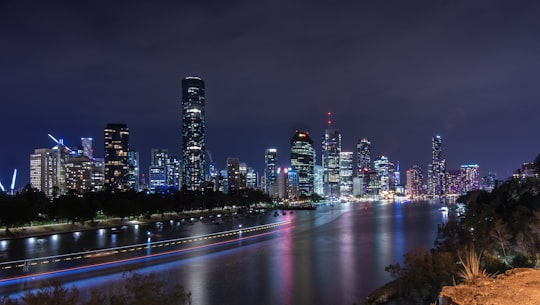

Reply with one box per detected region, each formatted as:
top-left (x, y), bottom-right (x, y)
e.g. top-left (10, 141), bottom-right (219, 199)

top-left (0, 220), bottom-right (294, 288)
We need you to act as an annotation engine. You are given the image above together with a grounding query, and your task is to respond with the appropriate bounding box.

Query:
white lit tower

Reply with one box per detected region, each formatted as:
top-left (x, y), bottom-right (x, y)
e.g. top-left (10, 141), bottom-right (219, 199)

top-left (181, 76), bottom-right (206, 191)
top-left (322, 112), bottom-right (341, 198)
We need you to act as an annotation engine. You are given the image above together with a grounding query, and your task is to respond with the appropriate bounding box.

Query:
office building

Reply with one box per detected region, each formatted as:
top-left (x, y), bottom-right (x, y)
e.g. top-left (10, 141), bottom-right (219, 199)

top-left (290, 131), bottom-right (315, 196)
top-left (30, 148), bottom-right (57, 197)
top-left (104, 123), bottom-right (130, 191)
top-left (357, 138), bottom-right (371, 174)
top-left (227, 157), bottom-right (241, 193)
top-left (322, 128), bottom-right (341, 198)
top-left (181, 76), bottom-right (206, 191)
top-left (264, 148), bottom-right (277, 195)
top-left (339, 151), bottom-right (353, 197)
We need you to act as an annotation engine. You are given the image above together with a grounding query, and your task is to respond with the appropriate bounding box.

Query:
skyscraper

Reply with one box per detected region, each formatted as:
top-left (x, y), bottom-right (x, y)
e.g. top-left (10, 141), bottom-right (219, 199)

top-left (428, 135), bottom-right (446, 197)
top-left (30, 148), bottom-right (56, 197)
top-left (290, 131), bottom-right (315, 196)
top-left (264, 148), bottom-right (277, 196)
top-left (357, 138), bottom-right (371, 174)
top-left (226, 157), bottom-right (241, 193)
top-left (406, 164), bottom-right (423, 199)
top-left (104, 123), bottom-right (129, 191)
top-left (127, 149), bottom-right (139, 192)
top-left (181, 76), bottom-right (206, 191)
top-left (339, 151), bottom-right (353, 196)
top-left (322, 128), bottom-right (341, 198)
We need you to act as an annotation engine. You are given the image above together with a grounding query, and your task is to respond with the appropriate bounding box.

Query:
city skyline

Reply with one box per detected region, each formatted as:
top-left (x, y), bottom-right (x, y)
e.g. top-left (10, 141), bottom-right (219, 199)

top-left (2, 1), bottom-right (540, 188)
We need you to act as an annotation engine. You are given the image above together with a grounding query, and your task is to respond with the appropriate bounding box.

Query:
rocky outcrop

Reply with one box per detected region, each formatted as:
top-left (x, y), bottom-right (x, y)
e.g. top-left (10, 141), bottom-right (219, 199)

top-left (440, 268), bottom-right (540, 305)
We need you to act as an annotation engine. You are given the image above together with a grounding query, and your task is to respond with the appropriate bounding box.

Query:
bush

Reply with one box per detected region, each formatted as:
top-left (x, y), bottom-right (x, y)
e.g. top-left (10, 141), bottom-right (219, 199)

top-left (512, 254), bottom-right (536, 268)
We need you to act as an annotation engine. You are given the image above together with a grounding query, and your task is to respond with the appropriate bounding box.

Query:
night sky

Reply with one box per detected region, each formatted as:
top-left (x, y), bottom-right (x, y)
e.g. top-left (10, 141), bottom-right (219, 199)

top-left (1, 0), bottom-right (540, 189)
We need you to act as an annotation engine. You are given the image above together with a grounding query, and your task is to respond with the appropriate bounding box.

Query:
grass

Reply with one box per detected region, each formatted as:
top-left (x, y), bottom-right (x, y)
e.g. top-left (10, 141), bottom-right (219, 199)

top-left (457, 248), bottom-right (491, 283)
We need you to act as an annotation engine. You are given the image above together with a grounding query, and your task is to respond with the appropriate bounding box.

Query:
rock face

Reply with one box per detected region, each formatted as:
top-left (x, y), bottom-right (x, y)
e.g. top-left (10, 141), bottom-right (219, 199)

top-left (440, 268), bottom-right (540, 305)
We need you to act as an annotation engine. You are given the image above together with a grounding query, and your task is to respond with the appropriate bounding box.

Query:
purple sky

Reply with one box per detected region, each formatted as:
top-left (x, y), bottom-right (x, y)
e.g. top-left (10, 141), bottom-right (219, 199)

top-left (1, 0), bottom-right (540, 188)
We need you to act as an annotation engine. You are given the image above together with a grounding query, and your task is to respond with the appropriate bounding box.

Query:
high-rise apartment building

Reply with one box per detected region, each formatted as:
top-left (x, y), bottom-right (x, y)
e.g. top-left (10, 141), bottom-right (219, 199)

top-left (322, 128), bottom-right (341, 198)
top-left (104, 123), bottom-right (130, 191)
top-left (264, 148), bottom-right (277, 196)
top-left (181, 76), bottom-right (206, 191)
top-left (290, 131), bottom-right (315, 196)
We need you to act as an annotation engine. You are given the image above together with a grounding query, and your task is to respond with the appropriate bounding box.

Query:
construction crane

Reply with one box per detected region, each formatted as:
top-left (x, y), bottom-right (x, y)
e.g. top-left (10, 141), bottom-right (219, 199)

top-left (48, 134), bottom-right (73, 195)
top-left (10, 169), bottom-right (17, 195)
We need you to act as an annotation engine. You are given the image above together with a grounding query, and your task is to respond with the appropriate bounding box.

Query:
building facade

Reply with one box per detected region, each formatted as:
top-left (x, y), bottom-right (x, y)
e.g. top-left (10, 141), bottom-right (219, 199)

top-left (339, 151), bottom-right (353, 197)
top-left (290, 131), bottom-right (315, 197)
top-left (181, 76), bottom-right (206, 191)
top-left (322, 128), bottom-right (341, 198)
top-left (104, 123), bottom-right (130, 191)
top-left (264, 148), bottom-right (277, 196)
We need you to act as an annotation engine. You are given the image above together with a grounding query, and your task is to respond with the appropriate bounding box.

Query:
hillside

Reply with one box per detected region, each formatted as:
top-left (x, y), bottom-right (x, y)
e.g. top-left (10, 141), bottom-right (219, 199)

top-left (439, 268), bottom-right (540, 305)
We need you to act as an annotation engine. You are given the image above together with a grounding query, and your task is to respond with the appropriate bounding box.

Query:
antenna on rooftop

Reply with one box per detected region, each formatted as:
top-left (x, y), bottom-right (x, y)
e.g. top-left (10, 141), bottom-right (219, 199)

top-left (327, 112), bottom-right (332, 127)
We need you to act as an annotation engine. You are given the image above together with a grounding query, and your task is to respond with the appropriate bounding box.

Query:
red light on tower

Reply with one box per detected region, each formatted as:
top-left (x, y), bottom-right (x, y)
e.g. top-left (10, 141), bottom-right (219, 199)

top-left (327, 112), bottom-right (332, 126)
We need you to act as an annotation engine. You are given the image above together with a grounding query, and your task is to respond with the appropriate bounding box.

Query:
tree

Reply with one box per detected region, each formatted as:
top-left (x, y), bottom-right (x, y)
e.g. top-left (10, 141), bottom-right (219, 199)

top-left (489, 218), bottom-right (512, 263)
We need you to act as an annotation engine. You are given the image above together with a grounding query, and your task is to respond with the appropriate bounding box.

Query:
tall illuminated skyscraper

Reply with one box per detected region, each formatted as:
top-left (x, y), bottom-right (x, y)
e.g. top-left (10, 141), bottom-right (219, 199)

top-left (104, 123), bottom-right (129, 191)
top-left (428, 135), bottom-right (446, 197)
top-left (322, 127), bottom-right (341, 198)
top-left (181, 77), bottom-right (206, 191)
top-left (264, 148), bottom-right (277, 196)
top-left (290, 131), bottom-right (315, 196)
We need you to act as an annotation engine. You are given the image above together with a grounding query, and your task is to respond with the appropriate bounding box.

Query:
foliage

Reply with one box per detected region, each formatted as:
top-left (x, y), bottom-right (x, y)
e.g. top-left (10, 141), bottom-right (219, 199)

top-left (0, 273), bottom-right (191, 305)
top-left (457, 248), bottom-right (490, 283)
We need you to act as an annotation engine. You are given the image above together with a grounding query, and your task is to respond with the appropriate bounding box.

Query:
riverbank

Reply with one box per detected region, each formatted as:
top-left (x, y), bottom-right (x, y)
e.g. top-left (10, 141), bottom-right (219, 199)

top-left (0, 209), bottom-right (241, 240)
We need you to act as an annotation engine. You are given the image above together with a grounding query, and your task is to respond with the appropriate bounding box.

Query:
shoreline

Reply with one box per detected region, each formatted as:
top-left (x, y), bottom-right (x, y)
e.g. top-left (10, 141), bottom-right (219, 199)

top-left (0, 209), bottom-right (239, 241)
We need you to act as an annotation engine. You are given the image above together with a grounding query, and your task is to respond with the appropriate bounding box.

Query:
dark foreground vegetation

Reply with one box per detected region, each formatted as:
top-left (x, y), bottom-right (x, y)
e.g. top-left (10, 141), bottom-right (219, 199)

top-left (365, 154), bottom-right (540, 305)
top-left (0, 272), bottom-right (191, 305)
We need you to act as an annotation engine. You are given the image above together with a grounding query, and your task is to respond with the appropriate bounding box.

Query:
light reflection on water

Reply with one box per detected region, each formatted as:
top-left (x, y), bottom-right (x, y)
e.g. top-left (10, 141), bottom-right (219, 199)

top-left (3, 201), bottom-right (445, 305)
